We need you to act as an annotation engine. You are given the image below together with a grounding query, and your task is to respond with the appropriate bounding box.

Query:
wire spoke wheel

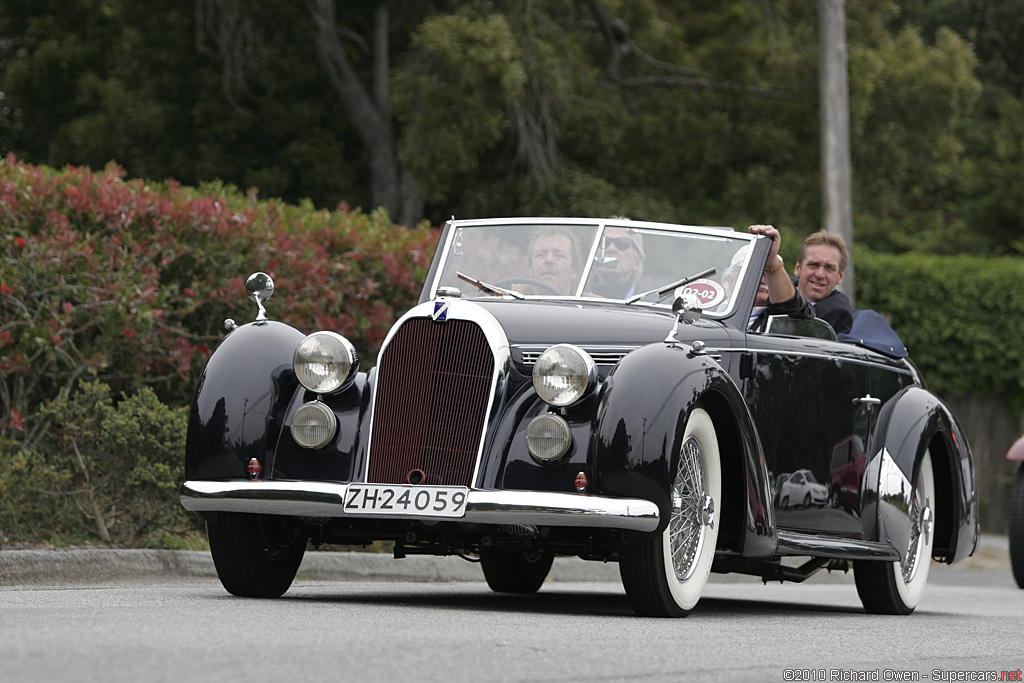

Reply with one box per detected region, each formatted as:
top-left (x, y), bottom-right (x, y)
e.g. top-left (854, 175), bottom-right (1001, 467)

top-left (901, 481), bottom-right (930, 585)
top-left (854, 451), bottom-right (935, 614)
top-left (669, 436), bottom-right (711, 582)
top-left (619, 407), bottom-right (721, 617)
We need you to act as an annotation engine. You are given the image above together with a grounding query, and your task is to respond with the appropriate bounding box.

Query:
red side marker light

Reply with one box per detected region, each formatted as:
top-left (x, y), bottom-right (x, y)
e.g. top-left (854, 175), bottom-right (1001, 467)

top-left (247, 458), bottom-right (262, 480)
top-left (575, 471), bottom-right (589, 493)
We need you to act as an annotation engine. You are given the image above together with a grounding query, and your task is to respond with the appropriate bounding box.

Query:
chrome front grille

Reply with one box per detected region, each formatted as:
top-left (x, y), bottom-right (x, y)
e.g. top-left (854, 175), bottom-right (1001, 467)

top-left (367, 317), bottom-right (494, 487)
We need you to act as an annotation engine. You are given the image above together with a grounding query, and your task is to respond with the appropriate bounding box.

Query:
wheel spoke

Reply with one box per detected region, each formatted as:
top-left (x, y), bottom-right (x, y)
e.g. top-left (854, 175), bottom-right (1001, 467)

top-left (901, 485), bottom-right (929, 584)
top-left (670, 436), bottom-right (706, 581)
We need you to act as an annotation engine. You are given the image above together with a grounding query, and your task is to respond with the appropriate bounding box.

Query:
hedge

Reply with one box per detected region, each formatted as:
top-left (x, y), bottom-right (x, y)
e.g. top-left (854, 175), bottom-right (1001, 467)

top-left (0, 154), bottom-right (437, 455)
top-left (3, 156), bottom-right (1024, 544)
top-left (856, 249), bottom-right (1024, 411)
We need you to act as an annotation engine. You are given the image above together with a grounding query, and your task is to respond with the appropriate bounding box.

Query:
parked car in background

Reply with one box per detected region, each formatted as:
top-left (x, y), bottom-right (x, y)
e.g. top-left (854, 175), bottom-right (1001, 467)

top-left (181, 217), bottom-right (979, 616)
top-left (777, 469), bottom-right (828, 509)
top-left (1007, 435), bottom-right (1024, 588)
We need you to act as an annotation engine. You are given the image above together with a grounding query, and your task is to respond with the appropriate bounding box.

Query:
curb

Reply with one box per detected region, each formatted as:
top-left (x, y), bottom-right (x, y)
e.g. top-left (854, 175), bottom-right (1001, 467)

top-left (0, 547), bottom-right (623, 587)
top-left (1, 535), bottom-right (1010, 588)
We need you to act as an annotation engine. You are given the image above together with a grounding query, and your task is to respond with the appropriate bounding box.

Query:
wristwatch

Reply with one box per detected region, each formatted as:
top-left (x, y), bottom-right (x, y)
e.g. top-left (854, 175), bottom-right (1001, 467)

top-left (764, 256), bottom-right (785, 275)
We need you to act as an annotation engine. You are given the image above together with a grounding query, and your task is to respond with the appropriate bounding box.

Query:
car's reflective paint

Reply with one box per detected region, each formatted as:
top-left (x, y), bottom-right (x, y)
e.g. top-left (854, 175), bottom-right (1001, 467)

top-left (181, 216), bottom-right (980, 615)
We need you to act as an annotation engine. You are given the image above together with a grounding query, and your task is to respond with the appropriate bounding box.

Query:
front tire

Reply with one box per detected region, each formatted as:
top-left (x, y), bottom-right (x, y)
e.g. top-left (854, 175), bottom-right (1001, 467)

top-left (207, 512), bottom-right (306, 598)
top-left (480, 547), bottom-right (554, 594)
top-left (619, 407), bottom-right (722, 617)
top-left (1009, 464), bottom-right (1024, 589)
top-left (854, 451), bottom-right (935, 614)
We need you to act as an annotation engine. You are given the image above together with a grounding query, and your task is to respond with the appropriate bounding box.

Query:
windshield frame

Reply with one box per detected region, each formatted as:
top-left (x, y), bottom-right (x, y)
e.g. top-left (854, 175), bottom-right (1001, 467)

top-left (426, 217), bottom-right (758, 319)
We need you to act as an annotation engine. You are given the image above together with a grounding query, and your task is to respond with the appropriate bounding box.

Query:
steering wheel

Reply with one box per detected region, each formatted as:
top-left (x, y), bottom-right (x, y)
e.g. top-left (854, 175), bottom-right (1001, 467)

top-left (494, 278), bottom-right (564, 296)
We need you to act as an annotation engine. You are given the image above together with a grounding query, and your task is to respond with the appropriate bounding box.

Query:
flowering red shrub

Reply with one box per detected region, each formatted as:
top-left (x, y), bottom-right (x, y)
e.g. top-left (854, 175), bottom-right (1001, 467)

top-left (0, 154), bottom-right (439, 452)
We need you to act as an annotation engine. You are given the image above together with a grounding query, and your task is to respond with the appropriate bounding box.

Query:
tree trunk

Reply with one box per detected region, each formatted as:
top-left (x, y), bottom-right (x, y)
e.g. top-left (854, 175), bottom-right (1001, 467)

top-left (305, 0), bottom-right (422, 226)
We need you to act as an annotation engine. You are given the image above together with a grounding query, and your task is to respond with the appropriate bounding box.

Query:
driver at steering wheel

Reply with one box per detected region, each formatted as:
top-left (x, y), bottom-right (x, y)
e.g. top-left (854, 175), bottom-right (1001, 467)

top-left (523, 228), bottom-right (581, 295)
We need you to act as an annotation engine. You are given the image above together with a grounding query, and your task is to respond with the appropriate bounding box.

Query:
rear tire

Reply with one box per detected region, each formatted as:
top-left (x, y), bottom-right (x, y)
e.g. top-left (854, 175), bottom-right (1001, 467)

top-left (480, 547), bottom-right (554, 594)
top-left (207, 512), bottom-right (306, 598)
top-left (619, 407), bottom-right (721, 617)
top-left (854, 451), bottom-right (935, 614)
top-left (1009, 464), bottom-right (1024, 589)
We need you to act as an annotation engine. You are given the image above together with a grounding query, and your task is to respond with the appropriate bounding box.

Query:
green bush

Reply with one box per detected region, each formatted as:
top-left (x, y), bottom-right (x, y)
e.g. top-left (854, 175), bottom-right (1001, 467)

top-left (0, 155), bottom-right (438, 455)
top-left (3, 157), bottom-right (1024, 546)
top-left (0, 381), bottom-right (195, 547)
top-left (856, 249), bottom-right (1024, 411)
top-left (0, 448), bottom-right (76, 545)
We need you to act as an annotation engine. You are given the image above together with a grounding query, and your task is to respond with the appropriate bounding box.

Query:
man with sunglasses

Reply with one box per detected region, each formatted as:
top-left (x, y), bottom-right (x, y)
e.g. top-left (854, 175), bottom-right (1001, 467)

top-left (591, 226), bottom-right (645, 299)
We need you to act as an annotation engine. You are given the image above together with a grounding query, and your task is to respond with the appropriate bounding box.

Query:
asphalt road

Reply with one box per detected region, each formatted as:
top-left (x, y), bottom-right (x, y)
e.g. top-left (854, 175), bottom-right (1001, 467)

top-left (1, 537), bottom-right (1020, 683)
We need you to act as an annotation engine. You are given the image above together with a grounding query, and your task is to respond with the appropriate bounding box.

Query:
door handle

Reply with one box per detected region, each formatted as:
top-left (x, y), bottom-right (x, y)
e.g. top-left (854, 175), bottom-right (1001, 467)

top-left (852, 394), bottom-right (882, 406)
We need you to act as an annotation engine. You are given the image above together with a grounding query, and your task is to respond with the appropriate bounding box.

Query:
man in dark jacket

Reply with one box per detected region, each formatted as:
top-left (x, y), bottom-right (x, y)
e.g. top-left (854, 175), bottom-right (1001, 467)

top-left (793, 230), bottom-right (853, 334)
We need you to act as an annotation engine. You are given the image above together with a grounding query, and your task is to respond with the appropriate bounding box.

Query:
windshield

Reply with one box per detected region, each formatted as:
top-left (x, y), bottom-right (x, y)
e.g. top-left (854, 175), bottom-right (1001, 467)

top-left (431, 219), bottom-right (755, 316)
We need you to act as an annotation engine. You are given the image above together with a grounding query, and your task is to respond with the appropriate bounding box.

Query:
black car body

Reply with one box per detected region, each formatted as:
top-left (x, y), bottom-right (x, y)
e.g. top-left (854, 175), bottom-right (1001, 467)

top-left (181, 217), bottom-right (979, 616)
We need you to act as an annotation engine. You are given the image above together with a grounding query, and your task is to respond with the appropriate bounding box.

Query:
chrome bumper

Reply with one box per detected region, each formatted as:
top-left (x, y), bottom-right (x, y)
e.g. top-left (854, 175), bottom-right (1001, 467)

top-left (180, 480), bottom-right (661, 532)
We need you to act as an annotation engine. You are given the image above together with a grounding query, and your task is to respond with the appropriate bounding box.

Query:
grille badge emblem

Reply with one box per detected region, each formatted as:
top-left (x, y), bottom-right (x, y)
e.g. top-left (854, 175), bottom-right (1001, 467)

top-left (432, 300), bottom-right (450, 322)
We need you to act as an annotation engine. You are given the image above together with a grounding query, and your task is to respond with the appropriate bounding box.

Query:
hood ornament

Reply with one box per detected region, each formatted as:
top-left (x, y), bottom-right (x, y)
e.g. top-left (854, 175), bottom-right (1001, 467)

top-left (245, 272), bottom-right (275, 321)
top-left (665, 293), bottom-right (703, 346)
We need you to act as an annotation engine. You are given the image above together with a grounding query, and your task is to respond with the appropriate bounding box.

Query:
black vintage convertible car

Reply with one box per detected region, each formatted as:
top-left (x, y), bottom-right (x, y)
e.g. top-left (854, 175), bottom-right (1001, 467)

top-left (180, 217), bottom-right (979, 617)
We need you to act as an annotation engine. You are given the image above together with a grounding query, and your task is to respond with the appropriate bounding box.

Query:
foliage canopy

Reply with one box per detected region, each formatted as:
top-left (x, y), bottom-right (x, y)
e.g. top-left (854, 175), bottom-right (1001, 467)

top-left (1, 0), bottom-right (1020, 255)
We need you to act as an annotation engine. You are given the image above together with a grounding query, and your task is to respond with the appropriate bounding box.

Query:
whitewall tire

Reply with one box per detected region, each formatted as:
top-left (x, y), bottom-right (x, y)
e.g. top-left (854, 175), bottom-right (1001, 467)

top-left (620, 407), bottom-right (721, 617)
top-left (854, 450), bottom-right (935, 614)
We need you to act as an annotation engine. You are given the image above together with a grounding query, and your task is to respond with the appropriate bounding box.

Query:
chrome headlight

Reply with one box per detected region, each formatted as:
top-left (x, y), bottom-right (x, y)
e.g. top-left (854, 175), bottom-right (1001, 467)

top-left (291, 401), bottom-right (337, 449)
top-left (293, 331), bottom-right (359, 394)
top-left (525, 413), bottom-right (572, 464)
top-left (532, 344), bottom-right (596, 407)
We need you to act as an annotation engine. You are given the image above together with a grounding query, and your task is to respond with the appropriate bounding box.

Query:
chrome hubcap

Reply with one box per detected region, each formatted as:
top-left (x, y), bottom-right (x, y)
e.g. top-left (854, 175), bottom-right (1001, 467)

top-left (902, 489), bottom-right (932, 584)
top-left (669, 436), bottom-right (710, 581)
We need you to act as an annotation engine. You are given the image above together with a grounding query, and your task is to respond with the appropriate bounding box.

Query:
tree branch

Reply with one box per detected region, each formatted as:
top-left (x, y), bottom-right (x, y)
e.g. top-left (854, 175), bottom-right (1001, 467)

top-left (70, 437), bottom-right (111, 542)
top-left (195, 0), bottom-right (265, 104)
top-left (304, 0), bottom-right (390, 144)
top-left (582, 0), bottom-right (785, 98)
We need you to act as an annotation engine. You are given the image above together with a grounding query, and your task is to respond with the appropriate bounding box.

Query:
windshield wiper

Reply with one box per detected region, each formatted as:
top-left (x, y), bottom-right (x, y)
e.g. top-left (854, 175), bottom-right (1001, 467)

top-left (456, 272), bottom-right (526, 300)
top-left (624, 267), bottom-right (716, 305)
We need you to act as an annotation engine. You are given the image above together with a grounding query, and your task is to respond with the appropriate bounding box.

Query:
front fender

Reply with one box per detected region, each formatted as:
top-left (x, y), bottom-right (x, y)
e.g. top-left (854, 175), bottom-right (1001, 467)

top-left (184, 320), bottom-right (305, 481)
top-left (863, 386), bottom-right (979, 563)
top-left (593, 343), bottom-right (775, 555)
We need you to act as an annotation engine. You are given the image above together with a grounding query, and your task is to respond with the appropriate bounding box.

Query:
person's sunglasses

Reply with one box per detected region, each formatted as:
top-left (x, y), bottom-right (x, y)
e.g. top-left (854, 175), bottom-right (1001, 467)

top-left (603, 236), bottom-right (634, 251)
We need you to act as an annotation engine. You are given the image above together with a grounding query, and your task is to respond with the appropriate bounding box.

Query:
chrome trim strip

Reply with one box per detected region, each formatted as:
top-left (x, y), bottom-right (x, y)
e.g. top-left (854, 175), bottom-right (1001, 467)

top-left (776, 530), bottom-right (900, 561)
top-left (706, 346), bottom-right (914, 374)
top-left (431, 218), bottom-right (751, 317)
top-left (517, 344), bottom-right (641, 366)
top-left (180, 480), bottom-right (661, 532)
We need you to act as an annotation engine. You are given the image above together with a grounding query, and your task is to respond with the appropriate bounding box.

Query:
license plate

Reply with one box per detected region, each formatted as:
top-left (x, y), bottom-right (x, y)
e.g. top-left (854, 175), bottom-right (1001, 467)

top-left (343, 484), bottom-right (469, 518)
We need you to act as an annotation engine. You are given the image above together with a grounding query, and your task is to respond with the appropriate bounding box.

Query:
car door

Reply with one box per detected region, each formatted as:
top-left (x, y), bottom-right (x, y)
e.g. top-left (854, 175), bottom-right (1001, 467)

top-left (740, 333), bottom-right (878, 537)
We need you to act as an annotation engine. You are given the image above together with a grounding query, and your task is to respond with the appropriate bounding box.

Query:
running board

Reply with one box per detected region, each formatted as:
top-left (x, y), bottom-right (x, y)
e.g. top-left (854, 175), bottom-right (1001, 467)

top-left (776, 530), bottom-right (900, 561)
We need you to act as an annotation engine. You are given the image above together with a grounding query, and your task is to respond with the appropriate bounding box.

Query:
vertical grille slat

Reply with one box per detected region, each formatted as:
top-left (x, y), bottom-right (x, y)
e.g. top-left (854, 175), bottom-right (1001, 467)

top-left (368, 318), bottom-right (494, 487)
